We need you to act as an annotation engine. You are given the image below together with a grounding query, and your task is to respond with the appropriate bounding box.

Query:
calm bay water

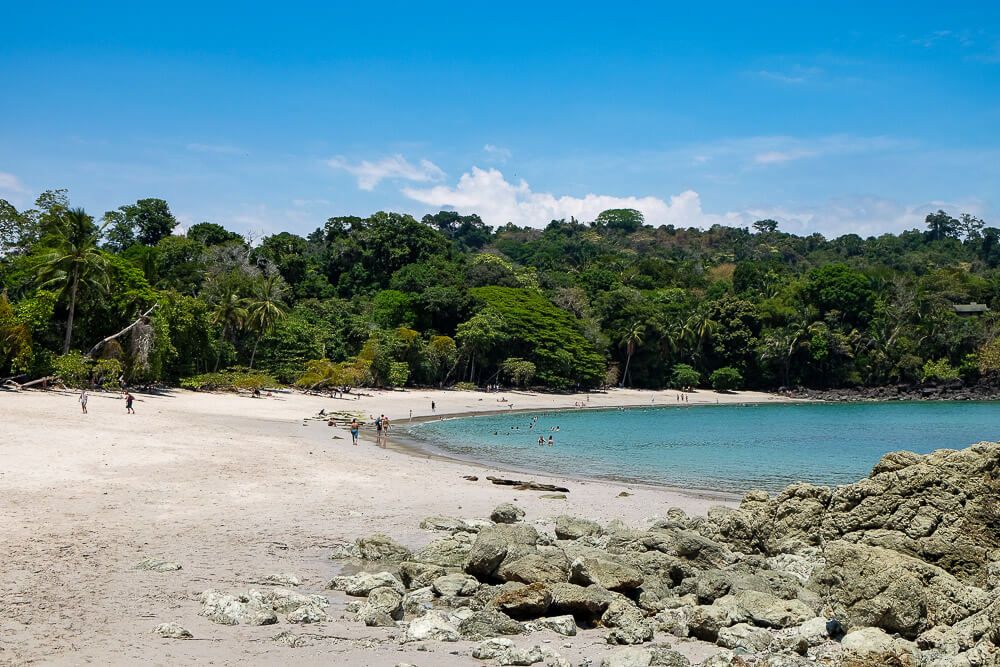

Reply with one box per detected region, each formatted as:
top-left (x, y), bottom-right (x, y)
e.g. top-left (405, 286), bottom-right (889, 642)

top-left (406, 401), bottom-right (1000, 493)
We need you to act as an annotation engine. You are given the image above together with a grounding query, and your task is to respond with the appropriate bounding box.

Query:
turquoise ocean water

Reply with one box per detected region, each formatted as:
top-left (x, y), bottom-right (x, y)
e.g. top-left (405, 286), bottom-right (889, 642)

top-left (405, 401), bottom-right (1000, 493)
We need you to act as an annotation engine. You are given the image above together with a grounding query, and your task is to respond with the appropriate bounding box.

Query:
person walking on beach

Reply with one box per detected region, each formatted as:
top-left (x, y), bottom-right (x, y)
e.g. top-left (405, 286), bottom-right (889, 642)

top-left (79, 390), bottom-right (89, 414)
top-left (431, 400), bottom-right (436, 412)
top-left (125, 391), bottom-right (135, 414)
top-left (349, 418), bottom-right (360, 446)
top-left (374, 414), bottom-right (383, 443)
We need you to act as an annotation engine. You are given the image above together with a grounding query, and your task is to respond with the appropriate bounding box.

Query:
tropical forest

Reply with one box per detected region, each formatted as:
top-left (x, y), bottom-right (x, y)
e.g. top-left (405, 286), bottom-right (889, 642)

top-left (2, 189), bottom-right (999, 393)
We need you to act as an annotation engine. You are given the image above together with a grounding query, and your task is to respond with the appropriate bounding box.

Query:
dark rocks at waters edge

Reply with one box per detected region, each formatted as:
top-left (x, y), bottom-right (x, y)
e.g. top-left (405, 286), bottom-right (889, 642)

top-left (784, 380), bottom-right (1000, 402)
top-left (179, 442), bottom-right (1000, 666)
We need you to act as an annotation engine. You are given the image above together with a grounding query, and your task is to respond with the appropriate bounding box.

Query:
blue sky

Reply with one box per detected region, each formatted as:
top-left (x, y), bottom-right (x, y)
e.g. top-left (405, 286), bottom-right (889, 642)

top-left (1, 2), bottom-right (998, 238)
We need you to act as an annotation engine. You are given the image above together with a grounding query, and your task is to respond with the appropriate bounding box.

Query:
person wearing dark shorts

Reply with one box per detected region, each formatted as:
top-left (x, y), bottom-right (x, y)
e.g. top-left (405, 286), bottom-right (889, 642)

top-left (350, 418), bottom-right (360, 446)
top-left (125, 392), bottom-right (135, 414)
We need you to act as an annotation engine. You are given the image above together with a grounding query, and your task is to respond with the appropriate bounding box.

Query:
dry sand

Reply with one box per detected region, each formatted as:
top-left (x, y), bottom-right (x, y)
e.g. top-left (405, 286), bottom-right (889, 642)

top-left (0, 386), bottom-right (791, 666)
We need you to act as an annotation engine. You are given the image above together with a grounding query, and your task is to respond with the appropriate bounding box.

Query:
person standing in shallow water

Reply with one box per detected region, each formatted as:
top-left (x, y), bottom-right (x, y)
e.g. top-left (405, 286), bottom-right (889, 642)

top-left (79, 390), bottom-right (88, 414)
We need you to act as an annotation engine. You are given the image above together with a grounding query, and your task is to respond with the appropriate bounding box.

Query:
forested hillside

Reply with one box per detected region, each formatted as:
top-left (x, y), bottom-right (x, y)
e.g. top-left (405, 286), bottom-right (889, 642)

top-left (2, 189), bottom-right (999, 392)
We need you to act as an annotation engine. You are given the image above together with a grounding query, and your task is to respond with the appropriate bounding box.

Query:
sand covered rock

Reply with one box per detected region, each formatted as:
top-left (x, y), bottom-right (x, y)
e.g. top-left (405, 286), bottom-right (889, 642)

top-left (458, 608), bottom-right (524, 639)
top-left (356, 586), bottom-right (403, 626)
top-left (432, 572), bottom-right (479, 597)
top-left (497, 551), bottom-right (570, 585)
top-left (603, 599), bottom-right (654, 645)
top-left (412, 534), bottom-right (474, 568)
top-left (405, 610), bottom-right (460, 641)
top-left (328, 571), bottom-right (404, 596)
top-left (134, 557), bottom-right (182, 572)
top-left (554, 515), bottom-right (604, 540)
top-left (153, 622), bottom-right (192, 639)
top-left (198, 589), bottom-right (278, 626)
top-left (398, 561), bottom-right (446, 589)
top-left (354, 534), bottom-right (411, 561)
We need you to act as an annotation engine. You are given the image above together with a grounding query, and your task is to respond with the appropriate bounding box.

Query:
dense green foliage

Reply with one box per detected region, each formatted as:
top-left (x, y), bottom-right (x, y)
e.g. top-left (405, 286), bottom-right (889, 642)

top-left (2, 189), bottom-right (999, 393)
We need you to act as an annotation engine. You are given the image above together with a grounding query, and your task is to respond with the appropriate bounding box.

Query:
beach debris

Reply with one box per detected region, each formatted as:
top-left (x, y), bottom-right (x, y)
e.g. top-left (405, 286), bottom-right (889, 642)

top-left (153, 622), bottom-right (192, 639)
top-left (490, 502), bottom-right (526, 524)
top-left (462, 475), bottom-right (479, 481)
top-left (487, 476), bottom-right (570, 493)
top-left (538, 493), bottom-right (566, 500)
top-left (617, 491), bottom-right (632, 497)
top-left (133, 557), bottom-right (182, 572)
top-left (272, 630), bottom-right (312, 648)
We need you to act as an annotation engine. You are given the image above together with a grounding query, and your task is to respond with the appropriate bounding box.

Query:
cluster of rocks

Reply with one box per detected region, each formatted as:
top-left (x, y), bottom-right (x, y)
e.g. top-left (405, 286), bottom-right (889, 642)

top-left (784, 382), bottom-right (1000, 402)
top-left (324, 442), bottom-right (1000, 666)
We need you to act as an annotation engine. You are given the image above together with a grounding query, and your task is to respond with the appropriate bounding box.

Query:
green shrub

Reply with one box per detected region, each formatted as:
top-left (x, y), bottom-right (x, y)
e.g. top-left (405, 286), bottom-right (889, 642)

top-left (93, 358), bottom-right (123, 390)
top-left (921, 358), bottom-right (960, 383)
top-left (387, 361), bottom-right (410, 388)
top-left (671, 364), bottom-right (701, 389)
top-left (710, 366), bottom-right (743, 391)
top-left (180, 367), bottom-right (277, 391)
top-left (454, 381), bottom-right (478, 391)
top-left (52, 352), bottom-right (91, 388)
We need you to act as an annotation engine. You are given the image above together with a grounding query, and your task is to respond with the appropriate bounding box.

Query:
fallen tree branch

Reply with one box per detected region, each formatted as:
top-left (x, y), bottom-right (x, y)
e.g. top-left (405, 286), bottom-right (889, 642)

top-left (486, 476), bottom-right (570, 493)
top-left (86, 304), bottom-right (158, 358)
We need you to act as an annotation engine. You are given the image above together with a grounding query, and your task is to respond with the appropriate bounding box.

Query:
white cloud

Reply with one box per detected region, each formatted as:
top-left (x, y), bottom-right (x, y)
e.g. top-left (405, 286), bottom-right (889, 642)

top-left (403, 167), bottom-right (744, 229)
top-left (327, 154), bottom-right (445, 191)
top-left (755, 66), bottom-right (824, 85)
top-left (753, 149), bottom-right (818, 165)
top-left (401, 166), bottom-right (983, 239)
top-left (0, 171), bottom-right (28, 196)
top-left (483, 144), bottom-right (512, 162)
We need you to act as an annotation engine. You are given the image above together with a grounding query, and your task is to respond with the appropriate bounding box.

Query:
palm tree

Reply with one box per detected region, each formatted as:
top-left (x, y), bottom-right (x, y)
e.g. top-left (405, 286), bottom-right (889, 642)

top-left (210, 287), bottom-right (248, 370)
top-left (684, 309), bottom-right (720, 362)
top-left (246, 275), bottom-right (288, 369)
top-left (619, 321), bottom-right (645, 387)
top-left (35, 208), bottom-right (109, 353)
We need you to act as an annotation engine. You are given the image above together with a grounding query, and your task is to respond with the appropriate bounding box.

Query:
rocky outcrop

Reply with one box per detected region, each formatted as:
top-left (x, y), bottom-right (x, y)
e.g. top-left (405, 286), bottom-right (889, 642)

top-left (714, 442), bottom-right (1000, 586)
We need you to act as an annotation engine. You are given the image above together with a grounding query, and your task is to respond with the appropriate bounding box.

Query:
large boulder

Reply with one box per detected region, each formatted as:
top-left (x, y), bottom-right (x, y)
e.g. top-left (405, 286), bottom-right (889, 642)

top-left (716, 443), bottom-right (1000, 585)
top-left (432, 573), bottom-right (480, 597)
top-left (548, 583), bottom-right (614, 623)
top-left (405, 610), bottom-right (460, 641)
top-left (354, 534), bottom-right (411, 561)
top-left (716, 622), bottom-right (773, 652)
top-left (398, 561), bottom-right (446, 589)
top-left (420, 515), bottom-right (476, 533)
top-left (458, 609), bottom-right (524, 639)
top-left (465, 524), bottom-right (539, 579)
top-left (570, 556), bottom-right (643, 592)
top-left (356, 586), bottom-right (404, 627)
top-left (498, 551), bottom-right (570, 585)
top-left (840, 627), bottom-right (921, 665)
top-left (806, 541), bottom-right (988, 639)
top-left (602, 599), bottom-right (654, 645)
top-left (726, 590), bottom-right (814, 629)
top-left (491, 582), bottom-right (552, 619)
top-left (412, 535), bottom-right (473, 568)
top-left (554, 515), bottom-right (604, 541)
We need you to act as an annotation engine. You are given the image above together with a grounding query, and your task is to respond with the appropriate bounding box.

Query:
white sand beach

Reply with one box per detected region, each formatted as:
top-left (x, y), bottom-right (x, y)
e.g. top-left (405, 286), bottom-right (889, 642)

top-left (0, 386), bottom-right (790, 665)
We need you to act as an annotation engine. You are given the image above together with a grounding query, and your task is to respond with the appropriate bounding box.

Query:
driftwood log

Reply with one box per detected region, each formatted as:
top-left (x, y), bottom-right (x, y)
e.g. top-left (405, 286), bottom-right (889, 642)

top-left (486, 476), bottom-right (570, 493)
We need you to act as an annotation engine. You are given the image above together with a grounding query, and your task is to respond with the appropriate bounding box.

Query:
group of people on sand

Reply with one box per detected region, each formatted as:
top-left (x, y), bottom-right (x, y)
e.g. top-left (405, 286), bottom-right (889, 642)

top-left (331, 414), bottom-right (390, 447)
top-left (78, 389), bottom-right (135, 415)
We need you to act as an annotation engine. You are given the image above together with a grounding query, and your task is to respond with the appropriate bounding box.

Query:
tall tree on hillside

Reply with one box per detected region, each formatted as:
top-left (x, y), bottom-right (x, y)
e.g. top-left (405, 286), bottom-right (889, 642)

top-left (246, 274), bottom-right (288, 369)
top-left (35, 208), bottom-right (109, 353)
top-left (619, 321), bottom-right (645, 387)
top-left (925, 210), bottom-right (958, 242)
